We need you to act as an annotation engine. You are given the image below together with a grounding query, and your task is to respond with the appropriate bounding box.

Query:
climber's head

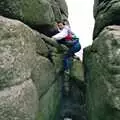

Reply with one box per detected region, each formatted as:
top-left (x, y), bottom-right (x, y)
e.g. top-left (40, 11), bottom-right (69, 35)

top-left (63, 19), bottom-right (70, 26)
top-left (57, 21), bottom-right (65, 30)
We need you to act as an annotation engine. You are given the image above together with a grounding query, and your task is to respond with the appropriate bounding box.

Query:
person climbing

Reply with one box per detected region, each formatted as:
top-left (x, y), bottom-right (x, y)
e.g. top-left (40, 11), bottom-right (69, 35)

top-left (52, 20), bottom-right (81, 74)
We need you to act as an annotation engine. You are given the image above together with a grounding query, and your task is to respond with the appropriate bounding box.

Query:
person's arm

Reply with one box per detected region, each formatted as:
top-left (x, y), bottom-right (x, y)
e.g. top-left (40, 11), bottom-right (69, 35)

top-left (52, 28), bottom-right (68, 40)
top-left (40, 33), bottom-right (68, 51)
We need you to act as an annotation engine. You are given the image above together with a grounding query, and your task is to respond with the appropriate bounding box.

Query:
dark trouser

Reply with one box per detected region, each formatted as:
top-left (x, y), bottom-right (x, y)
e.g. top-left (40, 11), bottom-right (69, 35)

top-left (63, 41), bottom-right (81, 71)
top-left (57, 39), bottom-right (81, 71)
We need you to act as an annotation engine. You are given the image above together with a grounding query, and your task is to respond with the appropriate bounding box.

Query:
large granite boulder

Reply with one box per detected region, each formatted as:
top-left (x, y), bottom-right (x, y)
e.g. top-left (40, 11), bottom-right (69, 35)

top-left (93, 0), bottom-right (120, 39)
top-left (0, 15), bottom-right (37, 89)
top-left (31, 56), bottom-right (55, 97)
top-left (50, 0), bottom-right (62, 21)
top-left (0, 15), bottom-right (65, 120)
top-left (0, 0), bottom-right (68, 31)
top-left (0, 0), bottom-right (55, 27)
top-left (84, 26), bottom-right (120, 120)
top-left (0, 0), bottom-right (70, 119)
top-left (0, 80), bottom-right (38, 120)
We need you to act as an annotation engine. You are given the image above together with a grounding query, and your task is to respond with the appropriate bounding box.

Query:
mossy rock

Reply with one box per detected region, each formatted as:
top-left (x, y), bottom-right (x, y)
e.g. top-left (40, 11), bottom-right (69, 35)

top-left (0, 0), bottom-right (55, 27)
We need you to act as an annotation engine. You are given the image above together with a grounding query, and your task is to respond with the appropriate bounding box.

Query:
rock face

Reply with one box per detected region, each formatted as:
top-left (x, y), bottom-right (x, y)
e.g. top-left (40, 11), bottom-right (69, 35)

top-left (0, 0), bottom-right (54, 26)
top-left (84, 26), bottom-right (120, 120)
top-left (55, 0), bottom-right (68, 19)
top-left (0, 80), bottom-right (38, 120)
top-left (0, 15), bottom-right (65, 120)
top-left (0, 16), bottom-right (37, 89)
top-left (0, 0), bottom-right (69, 119)
top-left (0, 0), bottom-right (84, 120)
top-left (0, 0), bottom-right (68, 30)
top-left (71, 59), bottom-right (84, 82)
top-left (93, 0), bottom-right (120, 39)
top-left (84, 0), bottom-right (120, 120)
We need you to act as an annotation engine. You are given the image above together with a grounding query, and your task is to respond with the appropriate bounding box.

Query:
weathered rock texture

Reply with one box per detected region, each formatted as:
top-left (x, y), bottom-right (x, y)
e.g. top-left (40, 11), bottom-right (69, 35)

top-left (0, 15), bottom-right (64, 120)
top-left (71, 59), bottom-right (84, 82)
top-left (93, 0), bottom-right (120, 39)
top-left (0, 0), bottom-right (68, 33)
top-left (84, 0), bottom-right (120, 120)
top-left (0, 80), bottom-right (38, 120)
top-left (0, 0), bottom-right (69, 119)
top-left (0, 0), bottom-right (84, 120)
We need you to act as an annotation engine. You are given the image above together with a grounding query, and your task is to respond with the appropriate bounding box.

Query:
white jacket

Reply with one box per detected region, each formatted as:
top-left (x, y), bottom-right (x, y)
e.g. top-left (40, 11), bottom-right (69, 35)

top-left (52, 25), bottom-right (74, 40)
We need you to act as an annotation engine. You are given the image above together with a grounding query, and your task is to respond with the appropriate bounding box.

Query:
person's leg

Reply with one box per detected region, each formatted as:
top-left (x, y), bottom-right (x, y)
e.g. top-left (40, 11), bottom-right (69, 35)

top-left (63, 55), bottom-right (70, 71)
top-left (67, 42), bottom-right (81, 56)
top-left (63, 50), bottom-right (73, 72)
top-left (63, 42), bottom-right (81, 72)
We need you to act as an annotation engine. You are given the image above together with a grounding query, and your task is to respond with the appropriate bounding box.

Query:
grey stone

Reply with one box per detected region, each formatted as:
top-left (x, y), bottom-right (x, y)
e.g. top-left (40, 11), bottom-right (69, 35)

top-left (0, 0), bottom-right (55, 27)
top-left (0, 16), bottom-right (35, 88)
top-left (51, 0), bottom-right (62, 21)
top-left (36, 80), bottom-right (61, 120)
top-left (71, 59), bottom-right (84, 82)
top-left (0, 16), bottom-right (49, 89)
top-left (31, 55), bottom-right (56, 97)
top-left (93, 0), bottom-right (120, 38)
top-left (0, 80), bottom-right (38, 120)
top-left (84, 26), bottom-right (120, 120)
top-left (56, 0), bottom-right (68, 18)
top-left (35, 32), bottom-right (49, 57)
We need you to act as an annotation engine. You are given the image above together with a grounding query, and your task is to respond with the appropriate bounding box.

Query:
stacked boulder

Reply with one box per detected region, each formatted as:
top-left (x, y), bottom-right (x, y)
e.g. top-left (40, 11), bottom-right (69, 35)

top-left (0, 0), bottom-right (68, 120)
top-left (0, 0), bottom-right (83, 120)
top-left (84, 0), bottom-right (120, 120)
top-left (0, 0), bottom-right (68, 31)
